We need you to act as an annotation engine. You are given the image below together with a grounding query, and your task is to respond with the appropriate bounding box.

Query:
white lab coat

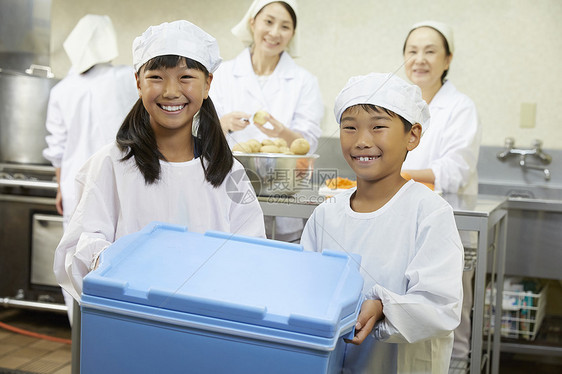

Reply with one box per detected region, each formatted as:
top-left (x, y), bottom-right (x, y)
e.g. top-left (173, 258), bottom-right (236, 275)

top-left (54, 143), bottom-right (266, 301)
top-left (301, 181), bottom-right (463, 374)
top-left (210, 49), bottom-right (323, 237)
top-left (402, 81), bottom-right (481, 195)
top-left (43, 63), bottom-right (139, 225)
top-left (209, 48), bottom-right (324, 152)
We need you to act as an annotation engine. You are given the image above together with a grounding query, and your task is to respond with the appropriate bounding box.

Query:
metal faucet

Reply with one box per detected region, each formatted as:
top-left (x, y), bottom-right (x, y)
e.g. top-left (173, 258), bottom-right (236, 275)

top-left (497, 138), bottom-right (552, 180)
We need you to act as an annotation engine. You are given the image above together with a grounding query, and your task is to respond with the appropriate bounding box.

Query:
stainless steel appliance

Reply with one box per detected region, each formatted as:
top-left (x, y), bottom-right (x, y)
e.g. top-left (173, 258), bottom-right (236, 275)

top-left (0, 163), bottom-right (65, 311)
top-left (0, 66), bottom-right (59, 164)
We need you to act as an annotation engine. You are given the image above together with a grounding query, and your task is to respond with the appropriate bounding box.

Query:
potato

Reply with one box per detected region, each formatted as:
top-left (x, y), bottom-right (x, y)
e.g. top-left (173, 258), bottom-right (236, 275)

top-left (261, 138), bottom-right (275, 146)
top-left (253, 110), bottom-right (269, 126)
top-left (246, 139), bottom-right (262, 153)
top-left (232, 142), bottom-right (252, 153)
top-left (290, 138), bottom-right (310, 155)
top-left (260, 145), bottom-right (281, 153)
top-left (273, 138), bottom-right (288, 148)
top-left (278, 146), bottom-right (291, 153)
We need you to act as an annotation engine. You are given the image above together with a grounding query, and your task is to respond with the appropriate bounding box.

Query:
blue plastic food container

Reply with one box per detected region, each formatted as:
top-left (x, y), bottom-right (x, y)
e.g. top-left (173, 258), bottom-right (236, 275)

top-left (80, 222), bottom-right (363, 374)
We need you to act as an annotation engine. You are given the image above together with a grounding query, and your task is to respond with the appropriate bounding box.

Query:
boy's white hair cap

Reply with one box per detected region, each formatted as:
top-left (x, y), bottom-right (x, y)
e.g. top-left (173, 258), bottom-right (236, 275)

top-left (63, 14), bottom-right (118, 74)
top-left (334, 73), bottom-right (430, 132)
top-left (231, 0), bottom-right (300, 57)
top-left (133, 20), bottom-right (222, 73)
top-left (409, 20), bottom-right (454, 54)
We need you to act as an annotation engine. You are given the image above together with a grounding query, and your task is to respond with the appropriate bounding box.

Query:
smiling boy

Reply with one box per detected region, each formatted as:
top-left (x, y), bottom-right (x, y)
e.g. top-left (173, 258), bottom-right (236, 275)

top-left (301, 73), bottom-right (463, 373)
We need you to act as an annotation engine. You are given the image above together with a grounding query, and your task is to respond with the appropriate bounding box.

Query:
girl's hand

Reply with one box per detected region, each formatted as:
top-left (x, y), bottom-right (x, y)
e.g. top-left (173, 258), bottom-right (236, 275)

top-left (346, 299), bottom-right (384, 345)
top-left (220, 111), bottom-right (251, 133)
top-left (254, 113), bottom-right (285, 137)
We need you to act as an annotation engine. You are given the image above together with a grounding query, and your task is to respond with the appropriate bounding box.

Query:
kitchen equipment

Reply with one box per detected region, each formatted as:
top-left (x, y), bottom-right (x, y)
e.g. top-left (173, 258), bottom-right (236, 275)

top-left (234, 152), bottom-right (319, 196)
top-left (0, 66), bottom-right (59, 164)
top-left (80, 222), bottom-right (363, 374)
top-left (0, 163), bottom-right (64, 308)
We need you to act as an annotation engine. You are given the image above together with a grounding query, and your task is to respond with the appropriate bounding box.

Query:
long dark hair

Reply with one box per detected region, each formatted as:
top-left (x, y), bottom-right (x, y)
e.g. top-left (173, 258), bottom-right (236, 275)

top-left (116, 55), bottom-right (233, 187)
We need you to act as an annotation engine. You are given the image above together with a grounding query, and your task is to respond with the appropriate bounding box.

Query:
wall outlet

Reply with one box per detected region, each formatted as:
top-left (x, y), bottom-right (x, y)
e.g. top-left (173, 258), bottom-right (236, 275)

top-left (520, 102), bottom-right (537, 128)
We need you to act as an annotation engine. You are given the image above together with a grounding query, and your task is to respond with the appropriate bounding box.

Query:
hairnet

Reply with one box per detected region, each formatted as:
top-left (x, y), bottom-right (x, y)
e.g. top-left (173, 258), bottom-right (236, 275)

top-left (409, 20), bottom-right (455, 54)
top-left (132, 20), bottom-right (222, 73)
top-left (334, 73), bottom-right (430, 133)
top-left (63, 15), bottom-right (118, 74)
top-left (231, 0), bottom-right (300, 57)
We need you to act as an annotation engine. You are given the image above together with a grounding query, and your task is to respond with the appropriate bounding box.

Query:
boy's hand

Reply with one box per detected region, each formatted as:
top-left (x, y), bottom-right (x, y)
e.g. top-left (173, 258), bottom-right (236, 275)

top-left (345, 299), bottom-right (383, 345)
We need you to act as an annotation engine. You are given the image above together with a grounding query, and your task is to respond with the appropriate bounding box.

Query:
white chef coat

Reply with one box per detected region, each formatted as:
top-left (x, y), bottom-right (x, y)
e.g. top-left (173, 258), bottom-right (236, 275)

top-left (43, 63), bottom-right (139, 225)
top-left (301, 181), bottom-right (463, 374)
top-left (54, 143), bottom-right (266, 301)
top-left (210, 48), bottom-right (323, 236)
top-left (402, 81), bottom-right (481, 195)
top-left (209, 48), bottom-right (324, 153)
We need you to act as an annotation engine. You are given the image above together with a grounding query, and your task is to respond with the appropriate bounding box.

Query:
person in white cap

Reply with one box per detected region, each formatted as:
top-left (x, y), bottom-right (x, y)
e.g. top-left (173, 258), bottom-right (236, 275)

top-left (401, 21), bottom-right (482, 366)
top-left (301, 73), bottom-right (463, 374)
top-left (53, 20), bottom-right (265, 303)
top-left (209, 0), bottom-right (324, 242)
top-left (43, 14), bottom-right (138, 324)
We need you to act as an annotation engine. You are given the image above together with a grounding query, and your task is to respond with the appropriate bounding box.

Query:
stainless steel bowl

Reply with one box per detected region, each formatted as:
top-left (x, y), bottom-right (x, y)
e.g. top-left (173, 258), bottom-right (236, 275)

top-left (234, 152), bottom-right (319, 196)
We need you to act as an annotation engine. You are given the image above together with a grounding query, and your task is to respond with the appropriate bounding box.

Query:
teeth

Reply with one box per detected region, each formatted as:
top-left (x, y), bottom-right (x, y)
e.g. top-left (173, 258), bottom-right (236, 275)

top-left (358, 156), bottom-right (374, 161)
top-left (161, 105), bottom-right (184, 112)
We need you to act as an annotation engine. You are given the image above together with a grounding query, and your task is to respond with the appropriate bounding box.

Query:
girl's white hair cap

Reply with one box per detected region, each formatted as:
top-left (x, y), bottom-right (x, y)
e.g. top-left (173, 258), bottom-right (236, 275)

top-left (334, 73), bottom-right (430, 133)
top-left (231, 0), bottom-right (300, 57)
top-left (409, 20), bottom-right (454, 54)
top-left (133, 20), bottom-right (222, 73)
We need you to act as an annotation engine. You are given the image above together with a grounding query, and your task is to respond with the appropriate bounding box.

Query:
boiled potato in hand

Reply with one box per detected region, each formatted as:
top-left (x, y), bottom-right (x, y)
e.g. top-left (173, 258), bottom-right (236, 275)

top-left (253, 110), bottom-right (269, 126)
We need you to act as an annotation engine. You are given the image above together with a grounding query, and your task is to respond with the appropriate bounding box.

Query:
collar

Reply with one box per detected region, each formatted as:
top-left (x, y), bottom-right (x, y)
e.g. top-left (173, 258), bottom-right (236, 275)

top-left (430, 80), bottom-right (456, 109)
top-left (232, 48), bottom-right (297, 79)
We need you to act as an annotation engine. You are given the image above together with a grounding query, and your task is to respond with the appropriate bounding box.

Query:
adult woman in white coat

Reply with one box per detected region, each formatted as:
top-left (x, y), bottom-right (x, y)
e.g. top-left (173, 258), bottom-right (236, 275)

top-left (210, 0), bottom-right (324, 241)
top-left (401, 21), bottom-right (482, 366)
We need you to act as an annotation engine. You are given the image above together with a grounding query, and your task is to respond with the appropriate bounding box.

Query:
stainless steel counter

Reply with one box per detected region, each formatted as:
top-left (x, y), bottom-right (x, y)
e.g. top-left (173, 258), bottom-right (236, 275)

top-left (259, 190), bottom-right (508, 374)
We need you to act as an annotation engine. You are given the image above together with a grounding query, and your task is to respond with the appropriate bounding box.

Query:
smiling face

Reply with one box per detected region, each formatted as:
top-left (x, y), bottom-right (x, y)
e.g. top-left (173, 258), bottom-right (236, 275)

top-left (403, 26), bottom-right (452, 92)
top-left (340, 105), bottom-right (420, 184)
top-left (136, 58), bottom-right (212, 136)
top-left (250, 2), bottom-right (295, 57)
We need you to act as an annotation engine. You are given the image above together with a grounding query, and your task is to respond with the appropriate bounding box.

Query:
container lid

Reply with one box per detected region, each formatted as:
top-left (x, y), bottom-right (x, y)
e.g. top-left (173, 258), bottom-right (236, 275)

top-left (83, 222), bottom-right (363, 339)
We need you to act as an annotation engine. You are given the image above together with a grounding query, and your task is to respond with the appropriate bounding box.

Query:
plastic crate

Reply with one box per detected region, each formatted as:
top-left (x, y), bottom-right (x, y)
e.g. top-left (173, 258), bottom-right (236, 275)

top-left (80, 222), bottom-right (364, 374)
top-left (484, 280), bottom-right (547, 341)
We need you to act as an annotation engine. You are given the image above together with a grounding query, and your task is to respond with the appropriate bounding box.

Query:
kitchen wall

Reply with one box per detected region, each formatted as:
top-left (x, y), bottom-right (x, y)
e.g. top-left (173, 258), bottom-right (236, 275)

top-left (50, 0), bottom-right (562, 149)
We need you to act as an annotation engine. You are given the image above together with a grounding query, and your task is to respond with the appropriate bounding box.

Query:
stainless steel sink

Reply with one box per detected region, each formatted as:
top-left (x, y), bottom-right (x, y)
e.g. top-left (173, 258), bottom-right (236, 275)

top-left (479, 182), bottom-right (562, 280)
top-left (479, 181), bottom-right (562, 202)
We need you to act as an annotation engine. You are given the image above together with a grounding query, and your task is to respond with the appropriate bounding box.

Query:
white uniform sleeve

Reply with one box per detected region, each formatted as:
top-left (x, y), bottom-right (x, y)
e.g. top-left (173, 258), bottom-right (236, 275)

top-left (42, 86), bottom-right (66, 167)
top-left (53, 156), bottom-right (119, 301)
top-left (288, 74), bottom-right (324, 153)
top-left (430, 99), bottom-right (481, 193)
top-left (371, 205), bottom-right (464, 343)
top-left (225, 162), bottom-right (266, 238)
top-left (300, 209), bottom-right (320, 252)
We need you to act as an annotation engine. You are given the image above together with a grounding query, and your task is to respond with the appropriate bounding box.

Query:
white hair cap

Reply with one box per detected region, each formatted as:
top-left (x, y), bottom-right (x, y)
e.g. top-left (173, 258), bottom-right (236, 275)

top-left (409, 20), bottom-right (454, 54)
top-left (63, 15), bottom-right (118, 74)
top-left (334, 73), bottom-right (430, 133)
top-left (231, 0), bottom-right (300, 56)
top-left (133, 20), bottom-right (222, 73)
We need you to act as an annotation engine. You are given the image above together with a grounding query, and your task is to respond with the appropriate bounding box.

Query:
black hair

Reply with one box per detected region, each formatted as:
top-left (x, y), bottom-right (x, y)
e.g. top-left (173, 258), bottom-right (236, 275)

top-left (354, 104), bottom-right (413, 131)
top-left (116, 55), bottom-right (233, 187)
top-left (403, 26), bottom-right (452, 85)
top-left (256, 1), bottom-right (297, 30)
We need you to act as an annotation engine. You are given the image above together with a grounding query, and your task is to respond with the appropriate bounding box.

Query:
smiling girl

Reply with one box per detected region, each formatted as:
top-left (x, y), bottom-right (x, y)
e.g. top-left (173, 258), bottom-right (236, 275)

top-left (54, 21), bottom-right (266, 301)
